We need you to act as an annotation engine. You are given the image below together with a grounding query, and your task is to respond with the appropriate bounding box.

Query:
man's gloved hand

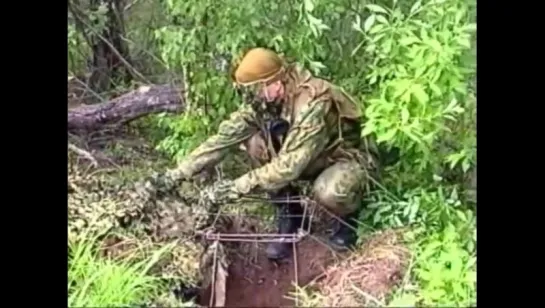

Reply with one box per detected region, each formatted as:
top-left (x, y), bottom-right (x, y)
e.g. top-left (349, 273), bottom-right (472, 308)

top-left (164, 164), bottom-right (192, 185)
top-left (133, 172), bottom-right (162, 201)
top-left (133, 169), bottom-right (185, 198)
top-left (200, 179), bottom-right (241, 205)
top-left (132, 162), bottom-right (194, 202)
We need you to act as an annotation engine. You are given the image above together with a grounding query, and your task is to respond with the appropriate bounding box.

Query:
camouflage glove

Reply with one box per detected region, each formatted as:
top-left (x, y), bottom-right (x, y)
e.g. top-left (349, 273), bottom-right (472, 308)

top-left (133, 172), bottom-right (160, 201)
top-left (200, 179), bottom-right (241, 205)
top-left (134, 171), bottom-right (183, 200)
top-left (164, 162), bottom-right (193, 184)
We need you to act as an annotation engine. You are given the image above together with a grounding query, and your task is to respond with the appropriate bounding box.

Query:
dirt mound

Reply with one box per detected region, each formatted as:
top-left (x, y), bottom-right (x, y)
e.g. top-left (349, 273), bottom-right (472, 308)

top-left (199, 237), bottom-right (347, 307)
top-left (316, 229), bottom-right (410, 307)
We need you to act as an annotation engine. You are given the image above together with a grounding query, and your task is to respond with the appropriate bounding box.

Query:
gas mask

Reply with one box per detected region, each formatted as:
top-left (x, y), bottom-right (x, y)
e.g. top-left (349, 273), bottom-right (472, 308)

top-left (235, 82), bottom-right (289, 152)
top-left (259, 83), bottom-right (285, 118)
top-left (236, 83), bottom-right (283, 118)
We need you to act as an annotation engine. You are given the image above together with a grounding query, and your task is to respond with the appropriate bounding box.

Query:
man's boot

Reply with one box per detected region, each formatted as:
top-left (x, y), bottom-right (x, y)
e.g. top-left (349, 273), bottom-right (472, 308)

top-left (329, 211), bottom-right (360, 251)
top-left (265, 190), bottom-right (304, 260)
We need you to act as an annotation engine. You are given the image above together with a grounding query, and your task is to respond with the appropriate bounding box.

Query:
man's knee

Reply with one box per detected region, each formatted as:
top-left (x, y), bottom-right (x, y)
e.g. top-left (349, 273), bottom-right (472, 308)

top-left (312, 161), bottom-right (367, 216)
top-left (313, 186), bottom-right (361, 216)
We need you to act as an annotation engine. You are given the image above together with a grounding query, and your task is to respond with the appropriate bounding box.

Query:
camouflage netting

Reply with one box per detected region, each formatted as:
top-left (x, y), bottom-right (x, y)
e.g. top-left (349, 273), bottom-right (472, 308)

top-left (68, 133), bottom-right (218, 305)
top-left (67, 133), bottom-right (287, 306)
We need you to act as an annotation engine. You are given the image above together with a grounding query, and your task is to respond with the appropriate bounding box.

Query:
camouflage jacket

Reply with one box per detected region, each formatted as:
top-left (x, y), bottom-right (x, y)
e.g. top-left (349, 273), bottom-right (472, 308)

top-left (173, 63), bottom-right (380, 194)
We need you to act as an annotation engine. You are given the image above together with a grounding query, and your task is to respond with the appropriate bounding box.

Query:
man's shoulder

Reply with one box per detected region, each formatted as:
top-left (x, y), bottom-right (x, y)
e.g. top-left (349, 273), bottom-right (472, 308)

top-left (287, 63), bottom-right (361, 119)
top-left (298, 77), bottom-right (362, 119)
top-left (287, 64), bottom-right (342, 97)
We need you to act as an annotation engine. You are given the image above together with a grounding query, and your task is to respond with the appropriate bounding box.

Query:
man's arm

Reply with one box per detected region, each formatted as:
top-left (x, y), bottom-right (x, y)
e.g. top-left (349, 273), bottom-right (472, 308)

top-left (169, 104), bottom-right (259, 179)
top-left (232, 99), bottom-right (331, 193)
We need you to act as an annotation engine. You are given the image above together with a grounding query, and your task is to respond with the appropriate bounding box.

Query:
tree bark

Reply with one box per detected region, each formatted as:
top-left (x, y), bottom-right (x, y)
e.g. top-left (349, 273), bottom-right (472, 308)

top-left (68, 84), bottom-right (185, 131)
top-left (87, 0), bottom-right (133, 92)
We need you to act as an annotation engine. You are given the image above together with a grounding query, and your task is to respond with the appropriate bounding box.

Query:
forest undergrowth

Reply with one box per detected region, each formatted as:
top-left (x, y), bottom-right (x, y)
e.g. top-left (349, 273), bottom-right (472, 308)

top-left (67, 0), bottom-right (476, 306)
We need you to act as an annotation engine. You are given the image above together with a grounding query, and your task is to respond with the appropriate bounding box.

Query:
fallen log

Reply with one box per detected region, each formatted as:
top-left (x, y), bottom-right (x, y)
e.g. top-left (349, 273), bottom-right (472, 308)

top-left (68, 84), bottom-right (185, 131)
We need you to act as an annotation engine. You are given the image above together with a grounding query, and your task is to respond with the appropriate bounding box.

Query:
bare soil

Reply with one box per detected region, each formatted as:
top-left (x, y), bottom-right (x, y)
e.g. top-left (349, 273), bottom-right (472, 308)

top-left (198, 237), bottom-right (347, 307)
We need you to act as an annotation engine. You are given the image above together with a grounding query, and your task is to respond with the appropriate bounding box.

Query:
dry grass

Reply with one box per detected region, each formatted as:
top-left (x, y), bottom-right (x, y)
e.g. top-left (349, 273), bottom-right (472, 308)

top-left (308, 228), bottom-right (411, 307)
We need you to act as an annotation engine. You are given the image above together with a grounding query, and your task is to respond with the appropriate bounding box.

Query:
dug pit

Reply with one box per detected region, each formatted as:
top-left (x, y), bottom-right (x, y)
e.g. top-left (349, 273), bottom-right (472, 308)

top-left (198, 238), bottom-right (346, 307)
top-left (197, 229), bottom-right (409, 307)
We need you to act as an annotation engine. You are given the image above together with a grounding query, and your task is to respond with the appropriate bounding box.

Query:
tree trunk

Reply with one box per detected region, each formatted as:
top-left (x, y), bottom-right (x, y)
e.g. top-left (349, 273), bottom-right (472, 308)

top-left (88, 0), bottom-right (133, 93)
top-left (68, 84), bottom-right (185, 131)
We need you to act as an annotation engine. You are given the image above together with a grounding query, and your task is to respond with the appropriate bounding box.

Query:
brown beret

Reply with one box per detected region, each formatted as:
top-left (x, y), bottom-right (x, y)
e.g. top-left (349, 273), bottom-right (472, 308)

top-left (234, 48), bottom-right (284, 86)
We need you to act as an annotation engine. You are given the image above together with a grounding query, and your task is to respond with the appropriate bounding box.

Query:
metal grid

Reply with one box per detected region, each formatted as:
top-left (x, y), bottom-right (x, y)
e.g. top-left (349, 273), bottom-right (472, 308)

top-left (197, 193), bottom-right (358, 307)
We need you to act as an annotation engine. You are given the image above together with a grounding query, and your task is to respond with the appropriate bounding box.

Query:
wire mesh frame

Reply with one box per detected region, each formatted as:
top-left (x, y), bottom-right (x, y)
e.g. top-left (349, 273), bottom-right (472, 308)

top-left (201, 195), bottom-right (318, 243)
top-left (201, 194), bottom-right (356, 307)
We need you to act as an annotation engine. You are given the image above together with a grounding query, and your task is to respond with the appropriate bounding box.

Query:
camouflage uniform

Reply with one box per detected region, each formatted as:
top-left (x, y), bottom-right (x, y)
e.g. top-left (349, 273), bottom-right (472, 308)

top-left (156, 48), bottom-right (380, 258)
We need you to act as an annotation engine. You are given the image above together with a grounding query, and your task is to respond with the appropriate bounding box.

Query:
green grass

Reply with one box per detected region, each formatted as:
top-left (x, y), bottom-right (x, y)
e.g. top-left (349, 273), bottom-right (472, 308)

top-left (68, 230), bottom-right (173, 307)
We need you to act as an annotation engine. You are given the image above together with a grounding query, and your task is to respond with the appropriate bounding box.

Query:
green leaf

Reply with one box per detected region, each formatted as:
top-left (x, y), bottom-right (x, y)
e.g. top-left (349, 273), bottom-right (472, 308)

top-left (388, 292), bottom-right (418, 308)
top-left (409, 201), bottom-right (419, 222)
top-left (399, 36), bottom-right (420, 46)
top-left (370, 24), bottom-right (385, 34)
top-left (410, 0), bottom-right (422, 14)
top-left (309, 60), bottom-right (326, 69)
top-left (411, 84), bottom-right (429, 104)
top-left (429, 83), bottom-right (442, 97)
top-left (462, 160), bottom-right (471, 172)
top-left (377, 127), bottom-right (397, 143)
top-left (392, 79), bottom-right (411, 98)
top-left (396, 65), bottom-right (408, 75)
top-left (447, 153), bottom-right (462, 169)
top-left (352, 15), bottom-right (362, 32)
top-left (303, 0), bottom-right (315, 11)
top-left (458, 37), bottom-right (472, 49)
top-left (455, 209), bottom-right (467, 222)
top-left (420, 28), bottom-right (430, 41)
top-left (401, 89), bottom-right (412, 103)
top-left (369, 74), bottom-right (378, 85)
top-left (428, 39), bottom-right (442, 51)
top-left (364, 14), bottom-right (376, 32)
top-left (444, 98), bottom-right (458, 113)
top-left (401, 107), bottom-right (410, 124)
top-left (307, 14), bottom-right (328, 31)
top-left (366, 4), bottom-right (388, 14)
top-left (373, 210), bottom-right (382, 224)
top-left (464, 23), bottom-right (477, 32)
top-left (404, 128), bottom-right (423, 144)
top-left (361, 123), bottom-right (375, 136)
top-left (351, 41), bottom-right (365, 56)
top-left (371, 33), bottom-right (387, 43)
top-left (453, 106), bottom-right (465, 114)
top-left (376, 15), bottom-right (389, 24)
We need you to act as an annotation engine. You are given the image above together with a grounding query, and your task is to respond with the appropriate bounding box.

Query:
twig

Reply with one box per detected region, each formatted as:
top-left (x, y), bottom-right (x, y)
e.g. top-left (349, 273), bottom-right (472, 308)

top-left (68, 72), bottom-right (107, 103)
top-left (350, 284), bottom-right (385, 307)
top-left (124, 0), bottom-right (142, 11)
top-left (68, 143), bottom-right (98, 167)
top-left (293, 242), bottom-right (299, 307)
top-left (209, 241), bottom-right (218, 307)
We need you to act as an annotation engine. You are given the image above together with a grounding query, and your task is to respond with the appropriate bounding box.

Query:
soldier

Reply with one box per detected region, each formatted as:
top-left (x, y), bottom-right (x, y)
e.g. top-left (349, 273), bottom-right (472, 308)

top-left (141, 48), bottom-right (380, 260)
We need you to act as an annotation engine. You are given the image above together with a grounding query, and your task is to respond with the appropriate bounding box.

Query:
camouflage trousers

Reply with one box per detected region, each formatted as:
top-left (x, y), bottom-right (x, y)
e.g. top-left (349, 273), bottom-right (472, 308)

top-left (241, 132), bottom-right (369, 216)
